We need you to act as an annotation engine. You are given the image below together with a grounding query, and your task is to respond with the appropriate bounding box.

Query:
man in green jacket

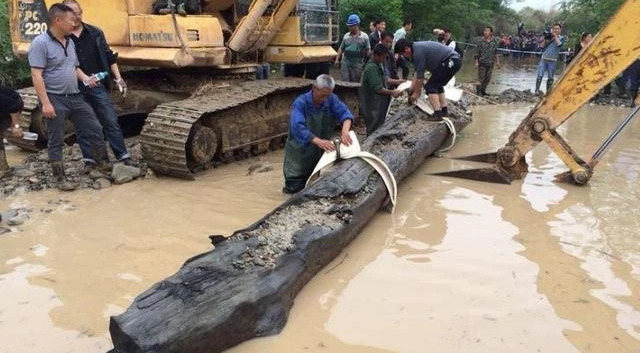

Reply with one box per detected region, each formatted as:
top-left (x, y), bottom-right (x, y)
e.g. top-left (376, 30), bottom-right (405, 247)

top-left (360, 44), bottom-right (403, 135)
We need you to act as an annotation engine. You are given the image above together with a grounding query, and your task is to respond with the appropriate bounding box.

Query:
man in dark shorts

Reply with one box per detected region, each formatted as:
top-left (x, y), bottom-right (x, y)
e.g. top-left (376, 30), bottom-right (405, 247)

top-left (0, 86), bottom-right (25, 178)
top-left (395, 38), bottom-right (461, 119)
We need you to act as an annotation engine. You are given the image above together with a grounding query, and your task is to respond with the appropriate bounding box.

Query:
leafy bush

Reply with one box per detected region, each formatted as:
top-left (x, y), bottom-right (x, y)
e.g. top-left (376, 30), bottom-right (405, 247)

top-left (338, 0), bottom-right (404, 37)
top-left (1, 2), bottom-right (30, 88)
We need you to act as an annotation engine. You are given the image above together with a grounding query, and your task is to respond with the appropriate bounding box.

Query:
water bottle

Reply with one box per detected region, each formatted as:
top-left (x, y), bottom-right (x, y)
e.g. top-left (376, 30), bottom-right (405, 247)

top-left (22, 132), bottom-right (38, 141)
top-left (84, 71), bottom-right (108, 86)
top-left (5, 127), bottom-right (38, 141)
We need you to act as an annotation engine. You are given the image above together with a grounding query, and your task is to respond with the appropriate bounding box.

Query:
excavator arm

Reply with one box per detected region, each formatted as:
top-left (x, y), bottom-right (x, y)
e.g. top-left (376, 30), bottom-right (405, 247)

top-left (228, 0), bottom-right (299, 53)
top-left (443, 0), bottom-right (640, 185)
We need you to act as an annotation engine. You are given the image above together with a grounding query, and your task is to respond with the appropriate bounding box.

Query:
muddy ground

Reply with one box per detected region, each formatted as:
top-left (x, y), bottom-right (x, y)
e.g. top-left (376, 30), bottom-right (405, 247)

top-left (460, 83), bottom-right (636, 107)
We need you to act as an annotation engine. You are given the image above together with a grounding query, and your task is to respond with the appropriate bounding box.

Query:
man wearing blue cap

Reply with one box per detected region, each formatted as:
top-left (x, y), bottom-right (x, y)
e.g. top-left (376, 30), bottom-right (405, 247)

top-left (334, 14), bottom-right (371, 82)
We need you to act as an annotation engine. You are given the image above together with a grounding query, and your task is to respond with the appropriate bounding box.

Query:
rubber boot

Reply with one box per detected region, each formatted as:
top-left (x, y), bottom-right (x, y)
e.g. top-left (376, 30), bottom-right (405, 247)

top-left (94, 145), bottom-right (113, 174)
top-left (0, 149), bottom-right (10, 179)
top-left (535, 76), bottom-right (543, 96)
top-left (51, 161), bottom-right (76, 191)
top-left (546, 78), bottom-right (554, 95)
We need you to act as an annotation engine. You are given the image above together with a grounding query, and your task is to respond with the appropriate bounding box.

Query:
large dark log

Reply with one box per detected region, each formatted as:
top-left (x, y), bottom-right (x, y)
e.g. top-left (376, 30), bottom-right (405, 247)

top-left (109, 100), bottom-right (472, 353)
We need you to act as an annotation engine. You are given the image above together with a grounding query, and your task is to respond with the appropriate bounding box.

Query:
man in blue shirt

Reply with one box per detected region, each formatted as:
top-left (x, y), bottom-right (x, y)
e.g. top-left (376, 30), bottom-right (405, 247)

top-left (282, 75), bottom-right (354, 194)
top-left (535, 23), bottom-right (566, 95)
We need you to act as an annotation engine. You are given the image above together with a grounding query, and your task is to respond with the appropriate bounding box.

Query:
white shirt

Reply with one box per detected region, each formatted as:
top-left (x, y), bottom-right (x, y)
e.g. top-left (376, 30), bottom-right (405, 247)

top-left (392, 27), bottom-right (406, 50)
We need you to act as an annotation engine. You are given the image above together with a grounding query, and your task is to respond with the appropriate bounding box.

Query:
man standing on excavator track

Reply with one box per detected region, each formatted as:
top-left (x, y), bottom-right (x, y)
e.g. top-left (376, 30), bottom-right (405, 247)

top-left (63, 0), bottom-right (133, 169)
top-left (28, 3), bottom-right (110, 191)
top-left (282, 75), bottom-right (354, 194)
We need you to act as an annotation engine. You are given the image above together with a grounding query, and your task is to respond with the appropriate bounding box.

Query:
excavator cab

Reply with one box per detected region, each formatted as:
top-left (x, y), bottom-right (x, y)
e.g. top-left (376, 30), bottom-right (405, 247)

top-left (9, 0), bottom-right (340, 68)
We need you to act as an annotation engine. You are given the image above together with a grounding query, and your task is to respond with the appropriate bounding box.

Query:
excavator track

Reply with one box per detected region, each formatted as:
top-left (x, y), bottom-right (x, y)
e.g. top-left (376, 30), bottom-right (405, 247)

top-left (141, 78), bottom-right (359, 179)
top-left (7, 87), bottom-right (41, 152)
top-left (7, 87), bottom-right (77, 152)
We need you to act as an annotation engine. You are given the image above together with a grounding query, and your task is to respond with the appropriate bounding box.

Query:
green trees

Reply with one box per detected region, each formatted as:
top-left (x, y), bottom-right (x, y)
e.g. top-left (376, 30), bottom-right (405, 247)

top-left (338, 0), bottom-right (521, 42)
top-left (559, 0), bottom-right (625, 37)
top-left (338, 0), bottom-right (404, 35)
top-left (402, 0), bottom-right (518, 41)
top-left (0, 2), bottom-right (29, 87)
top-left (336, 0), bottom-right (627, 45)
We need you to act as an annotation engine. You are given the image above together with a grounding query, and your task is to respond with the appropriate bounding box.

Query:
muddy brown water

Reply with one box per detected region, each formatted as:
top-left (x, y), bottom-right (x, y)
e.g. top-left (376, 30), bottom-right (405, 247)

top-left (2, 74), bottom-right (640, 352)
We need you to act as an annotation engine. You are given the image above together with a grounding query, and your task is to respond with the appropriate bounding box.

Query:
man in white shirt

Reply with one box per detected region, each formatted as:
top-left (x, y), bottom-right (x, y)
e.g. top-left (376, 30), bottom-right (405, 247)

top-left (392, 20), bottom-right (413, 80)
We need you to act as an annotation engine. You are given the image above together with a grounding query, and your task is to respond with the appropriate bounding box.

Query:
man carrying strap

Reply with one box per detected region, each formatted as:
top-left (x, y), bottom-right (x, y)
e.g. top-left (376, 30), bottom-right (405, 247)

top-left (395, 38), bottom-right (462, 120)
top-left (282, 75), bottom-right (354, 194)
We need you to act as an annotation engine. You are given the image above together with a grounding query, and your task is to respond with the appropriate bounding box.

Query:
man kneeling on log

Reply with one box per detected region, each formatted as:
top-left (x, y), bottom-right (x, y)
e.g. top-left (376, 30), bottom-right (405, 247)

top-left (282, 74), bottom-right (354, 194)
top-left (395, 38), bottom-right (462, 119)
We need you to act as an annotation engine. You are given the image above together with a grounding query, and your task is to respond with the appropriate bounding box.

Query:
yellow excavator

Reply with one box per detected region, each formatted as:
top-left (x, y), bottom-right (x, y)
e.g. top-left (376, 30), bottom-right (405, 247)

top-left (436, 0), bottom-right (640, 185)
top-left (7, 0), bottom-right (358, 179)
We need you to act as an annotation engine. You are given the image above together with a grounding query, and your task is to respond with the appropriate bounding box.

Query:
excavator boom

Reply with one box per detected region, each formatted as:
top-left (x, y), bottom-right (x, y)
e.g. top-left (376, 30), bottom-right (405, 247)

top-left (439, 0), bottom-right (640, 185)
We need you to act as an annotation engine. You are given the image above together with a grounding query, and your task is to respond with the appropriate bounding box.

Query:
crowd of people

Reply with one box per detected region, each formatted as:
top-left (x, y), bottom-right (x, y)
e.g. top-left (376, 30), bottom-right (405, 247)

top-left (284, 13), bottom-right (640, 194)
top-left (287, 14), bottom-right (463, 193)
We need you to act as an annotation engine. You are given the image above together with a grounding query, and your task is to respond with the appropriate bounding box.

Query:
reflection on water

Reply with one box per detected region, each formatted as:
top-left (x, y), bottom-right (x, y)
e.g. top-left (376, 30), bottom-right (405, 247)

top-left (0, 263), bottom-right (108, 353)
top-left (323, 186), bottom-right (579, 353)
top-left (457, 56), bottom-right (543, 92)
top-left (2, 63), bottom-right (640, 353)
top-left (0, 154), bottom-right (287, 353)
top-left (231, 104), bottom-right (640, 353)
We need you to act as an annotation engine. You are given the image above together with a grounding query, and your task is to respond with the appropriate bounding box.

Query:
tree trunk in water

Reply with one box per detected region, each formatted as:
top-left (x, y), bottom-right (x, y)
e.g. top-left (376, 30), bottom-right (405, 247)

top-left (109, 100), bottom-right (472, 353)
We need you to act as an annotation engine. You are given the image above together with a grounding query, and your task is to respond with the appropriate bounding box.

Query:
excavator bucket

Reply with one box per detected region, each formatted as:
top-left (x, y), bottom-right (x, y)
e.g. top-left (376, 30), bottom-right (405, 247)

top-left (445, 152), bottom-right (498, 164)
top-left (553, 171), bottom-right (579, 184)
top-left (430, 165), bottom-right (513, 184)
top-left (429, 151), bottom-right (512, 184)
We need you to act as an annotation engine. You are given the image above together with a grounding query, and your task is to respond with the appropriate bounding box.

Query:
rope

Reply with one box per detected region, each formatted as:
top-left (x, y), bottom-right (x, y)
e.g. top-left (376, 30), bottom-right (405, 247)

top-left (167, 1), bottom-right (190, 52)
top-left (460, 88), bottom-right (499, 105)
top-left (456, 41), bottom-right (570, 55)
top-left (435, 117), bottom-right (457, 156)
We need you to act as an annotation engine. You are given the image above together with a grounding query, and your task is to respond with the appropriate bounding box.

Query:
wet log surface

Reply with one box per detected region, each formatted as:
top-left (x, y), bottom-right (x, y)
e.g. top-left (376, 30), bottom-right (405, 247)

top-left (109, 100), bottom-right (472, 353)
